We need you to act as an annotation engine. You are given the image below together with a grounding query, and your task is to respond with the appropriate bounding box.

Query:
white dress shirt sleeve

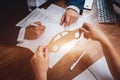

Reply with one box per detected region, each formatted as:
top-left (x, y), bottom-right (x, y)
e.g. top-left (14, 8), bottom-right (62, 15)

top-left (17, 27), bottom-right (26, 42)
top-left (66, 5), bottom-right (80, 14)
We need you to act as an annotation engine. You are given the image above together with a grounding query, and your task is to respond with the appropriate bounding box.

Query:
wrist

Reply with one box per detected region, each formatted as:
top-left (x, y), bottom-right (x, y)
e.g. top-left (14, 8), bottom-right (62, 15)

top-left (99, 38), bottom-right (111, 47)
top-left (67, 8), bottom-right (79, 14)
top-left (36, 72), bottom-right (47, 80)
top-left (67, 5), bottom-right (80, 14)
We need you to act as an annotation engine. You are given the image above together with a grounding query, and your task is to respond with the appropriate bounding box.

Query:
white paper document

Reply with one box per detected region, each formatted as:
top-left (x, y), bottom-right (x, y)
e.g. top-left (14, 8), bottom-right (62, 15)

top-left (72, 69), bottom-right (96, 80)
top-left (88, 56), bottom-right (114, 80)
top-left (46, 4), bottom-right (65, 22)
top-left (73, 57), bottom-right (114, 80)
top-left (47, 4), bottom-right (86, 30)
top-left (16, 8), bottom-right (59, 27)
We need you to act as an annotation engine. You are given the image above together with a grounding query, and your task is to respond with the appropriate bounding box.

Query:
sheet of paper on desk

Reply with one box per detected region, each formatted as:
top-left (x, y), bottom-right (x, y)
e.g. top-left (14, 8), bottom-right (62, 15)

top-left (46, 4), bottom-right (86, 30)
top-left (46, 4), bottom-right (65, 22)
top-left (16, 8), bottom-right (59, 27)
top-left (73, 56), bottom-right (114, 80)
top-left (16, 4), bottom-right (86, 29)
top-left (88, 56), bottom-right (114, 80)
top-left (16, 4), bottom-right (85, 68)
top-left (72, 69), bottom-right (96, 80)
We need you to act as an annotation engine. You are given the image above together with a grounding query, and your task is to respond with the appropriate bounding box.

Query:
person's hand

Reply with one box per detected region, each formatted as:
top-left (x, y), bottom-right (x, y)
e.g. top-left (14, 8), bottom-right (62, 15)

top-left (25, 22), bottom-right (45, 40)
top-left (60, 9), bottom-right (79, 27)
top-left (31, 46), bottom-right (49, 80)
top-left (80, 22), bottom-right (109, 43)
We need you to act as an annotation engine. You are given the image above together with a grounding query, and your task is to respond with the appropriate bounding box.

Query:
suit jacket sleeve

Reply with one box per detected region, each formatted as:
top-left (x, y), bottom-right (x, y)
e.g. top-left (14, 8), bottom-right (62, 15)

top-left (0, 0), bottom-right (29, 46)
top-left (67, 0), bottom-right (85, 11)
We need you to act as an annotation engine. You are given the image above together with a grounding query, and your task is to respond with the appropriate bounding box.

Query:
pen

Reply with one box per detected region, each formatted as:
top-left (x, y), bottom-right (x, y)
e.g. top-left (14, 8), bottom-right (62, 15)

top-left (70, 51), bottom-right (86, 71)
top-left (30, 23), bottom-right (38, 27)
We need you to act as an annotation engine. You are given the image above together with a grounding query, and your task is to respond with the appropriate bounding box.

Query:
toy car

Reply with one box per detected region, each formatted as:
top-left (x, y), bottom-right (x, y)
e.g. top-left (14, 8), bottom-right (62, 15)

top-left (47, 28), bottom-right (81, 53)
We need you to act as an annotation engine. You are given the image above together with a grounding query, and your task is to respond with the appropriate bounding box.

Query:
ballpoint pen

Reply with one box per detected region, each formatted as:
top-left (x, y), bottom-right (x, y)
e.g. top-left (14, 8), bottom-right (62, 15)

top-left (30, 23), bottom-right (38, 27)
top-left (70, 51), bottom-right (86, 71)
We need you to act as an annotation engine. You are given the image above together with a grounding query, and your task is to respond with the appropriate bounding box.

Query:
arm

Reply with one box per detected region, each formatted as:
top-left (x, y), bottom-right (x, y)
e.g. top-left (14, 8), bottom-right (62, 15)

top-left (31, 46), bottom-right (49, 80)
top-left (60, 0), bottom-right (85, 27)
top-left (25, 22), bottom-right (45, 40)
top-left (81, 22), bottom-right (120, 79)
top-left (0, 21), bottom-right (45, 46)
top-left (99, 37), bottom-right (120, 79)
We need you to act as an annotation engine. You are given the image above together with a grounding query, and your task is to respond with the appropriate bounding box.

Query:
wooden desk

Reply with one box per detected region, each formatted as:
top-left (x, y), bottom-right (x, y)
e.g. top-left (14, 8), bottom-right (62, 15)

top-left (46, 0), bottom-right (120, 80)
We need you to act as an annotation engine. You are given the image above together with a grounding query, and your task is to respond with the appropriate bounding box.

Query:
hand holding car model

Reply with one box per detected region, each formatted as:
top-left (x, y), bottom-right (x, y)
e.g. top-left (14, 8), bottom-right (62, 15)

top-left (31, 22), bottom-right (120, 80)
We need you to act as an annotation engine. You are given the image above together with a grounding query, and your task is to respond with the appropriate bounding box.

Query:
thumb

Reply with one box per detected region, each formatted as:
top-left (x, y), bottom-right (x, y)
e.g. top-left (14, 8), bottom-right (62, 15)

top-left (80, 28), bottom-right (89, 34)
top-left (36, 46), bottom-right (44, 57)
top-left (80, 28), bottom-right (90, 39)
top-left (45, 48), bottom-right (49, 60)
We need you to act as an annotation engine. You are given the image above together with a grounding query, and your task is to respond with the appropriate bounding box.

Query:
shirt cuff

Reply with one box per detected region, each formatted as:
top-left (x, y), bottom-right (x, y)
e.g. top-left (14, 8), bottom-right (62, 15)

top-left (67, 5), bottom-right (80, 14)
top-left (17, 27), bottom-right (26, 42)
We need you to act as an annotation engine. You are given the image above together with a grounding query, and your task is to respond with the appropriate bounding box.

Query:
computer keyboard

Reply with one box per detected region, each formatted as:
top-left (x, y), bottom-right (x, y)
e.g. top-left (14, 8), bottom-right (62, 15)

top-left (96, 0), bottom-right (116, 24)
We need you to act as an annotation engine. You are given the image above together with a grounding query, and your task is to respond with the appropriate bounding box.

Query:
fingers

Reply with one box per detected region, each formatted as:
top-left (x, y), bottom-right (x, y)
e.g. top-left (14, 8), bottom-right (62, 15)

top-left (64, 15), bottom-right (70, 26)
top-left (80, 28), bottom-right (89, 34)
top-left (61, 15), bottom-right (77, 27)
top-left (70, 16), bottom-right (78, 25)
top-left (44, 48), bottom-right (49, 60)
top-left (84, 33), bottom-right (89, 39)
top-left (34, 22), bottom-right (42, 26)
top-left (38, 25), bottom-right (45, 32)
top-left (30, 22), bottom-right (41, 27)
top-left (33, 22), bottom-right (45, 31)
top-left (82, 23), bottom-right (89, 30)
top-left (36, 46), bottom-right (44, 57)
top-left (82, 22), bottom-right (93, 31)
top-left (36, 46), bottom-right (49, 58)
top-left (81, 22), bottom-right (93, 34)
top-left (80, 22), bottom-right (92, 39)
top-left (60, 9), bottom-right (79, 27)
top-left (60, 14), bottom-right (65, 25)
top-left (60, 14), bottom-right (72, 27)
top-left (81, 28), bottom-right (90, 39)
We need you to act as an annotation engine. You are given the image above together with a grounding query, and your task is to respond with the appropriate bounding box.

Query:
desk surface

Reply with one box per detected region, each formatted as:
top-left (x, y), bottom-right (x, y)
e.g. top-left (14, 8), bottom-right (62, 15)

top-left (46, 0), bottom-right (120, 80)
